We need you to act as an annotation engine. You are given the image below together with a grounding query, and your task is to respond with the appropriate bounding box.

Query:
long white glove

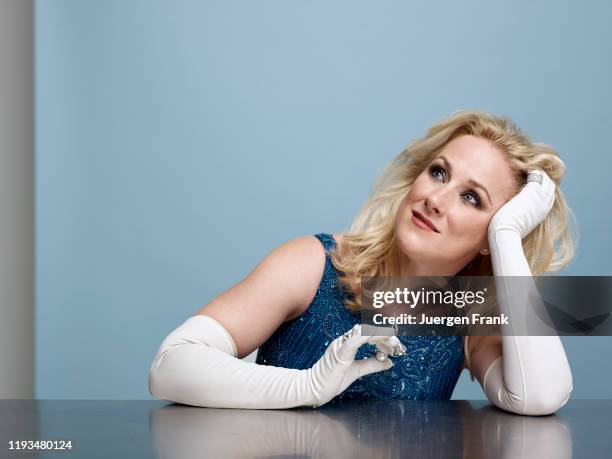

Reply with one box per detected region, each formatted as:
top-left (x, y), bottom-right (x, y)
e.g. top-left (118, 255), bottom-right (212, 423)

top-left (148, 315), bottom-right (401, 409)
top-left (483, 170), bottom-right (573, 415)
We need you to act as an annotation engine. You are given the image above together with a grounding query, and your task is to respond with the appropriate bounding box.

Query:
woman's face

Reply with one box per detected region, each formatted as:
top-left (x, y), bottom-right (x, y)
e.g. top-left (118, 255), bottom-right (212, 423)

top-left (395, 134), bottom-right (518, 276)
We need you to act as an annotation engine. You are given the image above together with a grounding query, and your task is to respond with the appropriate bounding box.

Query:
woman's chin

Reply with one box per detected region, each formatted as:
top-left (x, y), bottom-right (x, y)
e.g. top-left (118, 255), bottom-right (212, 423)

top-left (396, 230), bottom-right (426, 258)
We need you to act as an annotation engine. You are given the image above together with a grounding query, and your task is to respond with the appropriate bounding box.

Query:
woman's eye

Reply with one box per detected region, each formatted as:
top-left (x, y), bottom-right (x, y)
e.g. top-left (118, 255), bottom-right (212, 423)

top-left (462, 192), bottom-right (481, 208)
top-left (429, 165), bottom-right (482, 209)
top-left (430, 165), bottom-right (445, 181)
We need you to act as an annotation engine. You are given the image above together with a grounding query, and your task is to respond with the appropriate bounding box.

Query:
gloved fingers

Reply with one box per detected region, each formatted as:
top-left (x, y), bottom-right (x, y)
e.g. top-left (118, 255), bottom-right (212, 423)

top-left (360, 325), bottom-right (402, 354)
top-left (540, 170), bottom-right (556, 210)
top-left (335, 325), bottom-right (406, 363)
top-left (341, 358), bottom-right (393, 392)
top-left (335, 325), bottom-right (372, 361)
top-left (367, 335), bottom-right (406, 355)
top-left (525, 170), bottom-right (556, 208)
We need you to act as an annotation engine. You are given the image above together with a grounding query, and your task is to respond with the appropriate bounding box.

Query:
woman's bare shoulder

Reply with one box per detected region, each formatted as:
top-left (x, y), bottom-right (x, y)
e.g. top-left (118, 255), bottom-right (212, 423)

top-left (280, 232), bottom-right (348, 323)
top-left (282, 233), bottom-right (345, 321)
top-left (275, 235), bottom-right (329, 321)
top-left (195, 235), bottom-right (331, 357)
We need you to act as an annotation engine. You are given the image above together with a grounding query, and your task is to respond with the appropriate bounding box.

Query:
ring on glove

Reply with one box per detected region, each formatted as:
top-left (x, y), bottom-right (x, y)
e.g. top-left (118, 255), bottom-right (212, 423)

top-left (375, 343), bottom-right (407, 362)
top-left (392, 344), bottom-right (407, 356)
top-left (526, 172), bottom-right (543, 184)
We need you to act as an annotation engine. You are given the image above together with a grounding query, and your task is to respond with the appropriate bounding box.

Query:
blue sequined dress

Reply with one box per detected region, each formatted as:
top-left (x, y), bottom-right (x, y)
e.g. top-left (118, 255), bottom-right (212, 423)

top-left (255, 233), bottom-right (465, 400)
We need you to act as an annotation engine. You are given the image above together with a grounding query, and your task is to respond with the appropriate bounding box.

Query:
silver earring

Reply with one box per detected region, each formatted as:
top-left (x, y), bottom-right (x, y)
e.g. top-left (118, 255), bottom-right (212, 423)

top-left (481, 248), bottom-right (490, 256)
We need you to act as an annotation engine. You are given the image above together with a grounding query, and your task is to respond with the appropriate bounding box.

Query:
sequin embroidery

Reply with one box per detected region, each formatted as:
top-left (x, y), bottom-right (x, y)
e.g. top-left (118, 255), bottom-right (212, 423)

top-left (255, 233), bottom-right (465, 400)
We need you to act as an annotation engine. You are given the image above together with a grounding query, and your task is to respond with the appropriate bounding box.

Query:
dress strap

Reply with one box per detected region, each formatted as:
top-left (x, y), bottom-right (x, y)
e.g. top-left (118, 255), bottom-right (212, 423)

top-left (313, 233), bottom-right (337, 255)
top-left (313, 232), bottom-right (357, 312)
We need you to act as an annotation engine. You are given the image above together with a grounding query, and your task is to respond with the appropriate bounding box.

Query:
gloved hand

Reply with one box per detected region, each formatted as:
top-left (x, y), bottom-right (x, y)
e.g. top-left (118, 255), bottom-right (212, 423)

top-left (149, 315), bottom-right (402, 409)
top-left (308, 324), bottom-right (404, 407)
top-left (488, 170), bottom-right (556, 238)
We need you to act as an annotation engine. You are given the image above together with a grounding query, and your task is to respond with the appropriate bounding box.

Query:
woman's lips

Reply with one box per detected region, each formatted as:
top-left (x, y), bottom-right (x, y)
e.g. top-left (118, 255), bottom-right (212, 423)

top-left (411, 211), bottom-right (439, 233)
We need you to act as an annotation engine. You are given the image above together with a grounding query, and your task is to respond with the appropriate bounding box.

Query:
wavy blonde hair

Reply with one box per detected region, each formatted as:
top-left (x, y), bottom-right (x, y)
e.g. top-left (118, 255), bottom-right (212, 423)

top-left (331, 110), bottom-right (578, 314)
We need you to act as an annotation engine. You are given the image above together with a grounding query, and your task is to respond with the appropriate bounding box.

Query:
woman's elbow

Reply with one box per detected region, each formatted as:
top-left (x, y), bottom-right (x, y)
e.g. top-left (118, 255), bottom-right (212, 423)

top-left (521, 367), bottom-right (574, 416)
top-left (518, 391), bottom-right (571, 416)
top-left (516, 383), bottom-right (573, 416)
top-left (490, 372), bottom-right (574, 416)
top-left (147, 344), bottom-right (217, 407)
top-left (148, 352), bottom-right (171, 401)
top-left (148, 346), bottom-right (188, 403)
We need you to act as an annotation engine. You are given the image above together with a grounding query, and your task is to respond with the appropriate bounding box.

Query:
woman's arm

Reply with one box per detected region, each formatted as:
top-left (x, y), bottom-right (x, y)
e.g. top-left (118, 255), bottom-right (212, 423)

top-left (194, 235), bottom-right (329, 358)
top-left (469, 171), bottom-right (573, 416)
top-left (148, 236), bottom-right (398, 409)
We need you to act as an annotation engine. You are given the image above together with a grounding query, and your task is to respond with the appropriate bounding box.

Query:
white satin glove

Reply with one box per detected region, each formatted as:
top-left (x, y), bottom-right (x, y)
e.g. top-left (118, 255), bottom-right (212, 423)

top-left (489, 170), bottom-right (556, 240)
top-left (149, 315), bottom-right (399, 409)
top-left (484, 170), bottom-right (573, 415)
top-left (308, 323), bottom-right (404, 406)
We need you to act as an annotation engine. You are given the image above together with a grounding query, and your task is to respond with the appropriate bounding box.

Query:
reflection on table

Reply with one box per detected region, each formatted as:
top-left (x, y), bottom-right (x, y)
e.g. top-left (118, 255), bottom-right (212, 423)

top-left (2, 399), bottom-right (610, 458)
top-left (150, 400), bottom-right (572, 458)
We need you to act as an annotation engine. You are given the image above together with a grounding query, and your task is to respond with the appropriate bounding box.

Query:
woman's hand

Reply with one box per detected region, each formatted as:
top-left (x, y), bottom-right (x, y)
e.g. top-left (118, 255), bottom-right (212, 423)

top-left (307, 324), bottom-right (403, 407)
top-left (488, 170), bottom-right (556, 239)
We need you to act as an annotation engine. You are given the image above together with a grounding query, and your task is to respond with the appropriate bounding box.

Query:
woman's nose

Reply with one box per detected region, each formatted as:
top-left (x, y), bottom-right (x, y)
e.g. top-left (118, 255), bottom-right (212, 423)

top-left (426, 189), bottom-right (448, 215)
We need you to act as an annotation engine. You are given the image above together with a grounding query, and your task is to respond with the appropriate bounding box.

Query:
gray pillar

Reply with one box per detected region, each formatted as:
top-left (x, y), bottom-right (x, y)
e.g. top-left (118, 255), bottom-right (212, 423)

top-left (0, 0), bottom-right (34, 398)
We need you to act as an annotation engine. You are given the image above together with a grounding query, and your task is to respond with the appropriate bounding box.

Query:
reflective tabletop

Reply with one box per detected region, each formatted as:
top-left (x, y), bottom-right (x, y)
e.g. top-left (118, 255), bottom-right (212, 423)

top-left (1, 399), bottom-right (610, 458)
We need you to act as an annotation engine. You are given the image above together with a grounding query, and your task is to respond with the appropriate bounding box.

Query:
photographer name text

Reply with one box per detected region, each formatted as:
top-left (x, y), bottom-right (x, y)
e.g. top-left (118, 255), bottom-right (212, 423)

top-left (372, 313), bottom-right (509, 327)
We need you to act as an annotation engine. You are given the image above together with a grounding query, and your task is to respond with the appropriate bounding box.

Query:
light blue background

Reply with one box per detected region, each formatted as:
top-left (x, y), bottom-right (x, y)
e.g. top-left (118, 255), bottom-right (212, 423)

top-left (36, 0), bottom-right (612, 399)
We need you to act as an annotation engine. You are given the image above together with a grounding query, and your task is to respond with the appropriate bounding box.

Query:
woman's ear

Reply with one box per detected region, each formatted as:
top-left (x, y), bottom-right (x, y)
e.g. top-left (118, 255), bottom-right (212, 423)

top-left (480, 247), bottom-right (490, 256)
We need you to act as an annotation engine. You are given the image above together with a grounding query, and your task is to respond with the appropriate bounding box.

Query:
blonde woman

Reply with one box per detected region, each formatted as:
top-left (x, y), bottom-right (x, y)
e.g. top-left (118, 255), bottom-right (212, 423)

top-left (148, 110), bottom-right (575, 415)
